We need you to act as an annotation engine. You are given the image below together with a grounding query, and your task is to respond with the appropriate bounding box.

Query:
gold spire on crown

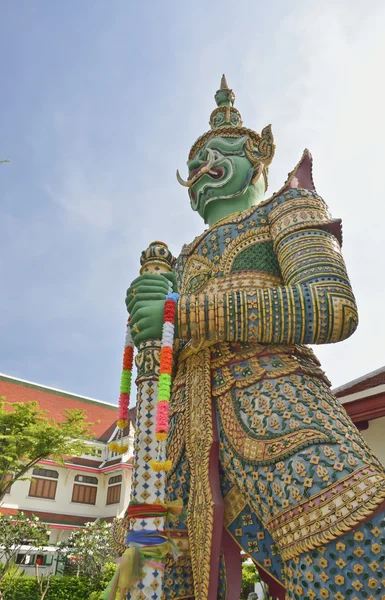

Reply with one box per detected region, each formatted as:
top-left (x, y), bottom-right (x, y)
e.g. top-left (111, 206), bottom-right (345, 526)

top-left (206, 75), bottom-right (242, 132)
top-left (220, 74), bottom-right (229, 90)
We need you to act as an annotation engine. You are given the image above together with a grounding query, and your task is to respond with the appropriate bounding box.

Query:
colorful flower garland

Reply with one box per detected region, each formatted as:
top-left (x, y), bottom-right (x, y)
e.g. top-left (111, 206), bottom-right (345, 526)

top-left (109, 318), bottom-right (134, 455)
top-left (109, 288), bottom-right (179, 465)
top-left (150, 289), bottom-right (179, 472)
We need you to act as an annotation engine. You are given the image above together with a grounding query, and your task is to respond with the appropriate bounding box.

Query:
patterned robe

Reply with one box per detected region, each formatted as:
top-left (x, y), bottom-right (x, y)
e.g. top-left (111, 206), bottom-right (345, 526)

top-left (164, 177), bottom-right (385, 600)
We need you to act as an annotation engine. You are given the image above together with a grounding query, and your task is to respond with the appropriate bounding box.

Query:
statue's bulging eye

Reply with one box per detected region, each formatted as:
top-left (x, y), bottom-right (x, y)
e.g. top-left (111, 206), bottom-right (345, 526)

top-left (206, 149), bottom-right (220, 162)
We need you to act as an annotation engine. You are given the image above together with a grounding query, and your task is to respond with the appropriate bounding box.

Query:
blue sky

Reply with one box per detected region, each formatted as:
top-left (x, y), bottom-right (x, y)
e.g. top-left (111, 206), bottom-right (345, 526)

top-left (1, 1), bottom-right (385, 402)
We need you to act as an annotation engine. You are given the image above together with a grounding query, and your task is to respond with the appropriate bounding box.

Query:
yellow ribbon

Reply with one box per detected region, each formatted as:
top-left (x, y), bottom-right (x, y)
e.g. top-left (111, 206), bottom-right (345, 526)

top-left (103, 569), bottom-right (119, 600)
top-left (159, 498), bottom-right (186, 521)
top-left (109, 543), bottom-right (174, 600)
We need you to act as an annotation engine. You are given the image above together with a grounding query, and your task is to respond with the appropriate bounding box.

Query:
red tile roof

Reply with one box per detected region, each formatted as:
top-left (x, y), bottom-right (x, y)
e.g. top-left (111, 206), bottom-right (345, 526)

top-left (0, 374), bottom-right (117, 441)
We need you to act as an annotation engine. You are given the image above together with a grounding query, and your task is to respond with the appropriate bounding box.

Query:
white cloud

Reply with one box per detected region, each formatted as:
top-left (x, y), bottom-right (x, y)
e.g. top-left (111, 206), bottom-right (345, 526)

top-left (264, 1), bottom-right (385, 385)
top-left (2, 0), bottom-right (385, 396)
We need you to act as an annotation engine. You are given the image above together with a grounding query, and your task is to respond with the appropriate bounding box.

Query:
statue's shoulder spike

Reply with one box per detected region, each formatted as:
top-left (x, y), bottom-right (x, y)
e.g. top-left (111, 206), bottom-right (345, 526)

top-left (279, 149), bottom-right (316, 194)
top-left (287, 149), bottom-right (315, 192)
top-left (261, 150), bottom-right (316, 207)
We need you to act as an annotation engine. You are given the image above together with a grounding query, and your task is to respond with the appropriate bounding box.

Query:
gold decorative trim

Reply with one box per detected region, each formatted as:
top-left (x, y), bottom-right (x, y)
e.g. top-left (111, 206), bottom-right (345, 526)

top-left (180, 205), bottom-right (259, 256)
top-left (178, 339), bottom-right (219, 363)
top-left (265, 466), bottom-right (385, 561)
top-left (189, 126), bottom-right (268, 160)
top-left (181, 254), bottom-right (219, 295)
top-left (166, 411), bottom-right (186, 469)
top-left (209, 105), bottom-right (243, 128)
top-left (185, 349), bottom-right (214, 600)
top-left (202, 272), bottom-right (283, 295)
top-left (213, 355), bottom-right (301, 396)
top-left (166, 530), bottom-right (191, 556)
top-left (224, 484), bottom-right (248, 528)
top-left (219, 227), bottom-right (271, 276)
top-left (225, 522), bottom-right (285, 588)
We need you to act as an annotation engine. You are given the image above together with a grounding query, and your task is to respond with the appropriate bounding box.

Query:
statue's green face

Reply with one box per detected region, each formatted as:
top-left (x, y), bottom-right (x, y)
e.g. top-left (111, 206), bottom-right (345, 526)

top-left (185, 136), bottom-right (255, 220)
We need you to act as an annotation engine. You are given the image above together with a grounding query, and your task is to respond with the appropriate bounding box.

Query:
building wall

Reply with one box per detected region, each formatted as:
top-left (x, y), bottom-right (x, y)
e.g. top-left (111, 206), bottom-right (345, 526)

top-left (5, 465), bottom-right (132, 518)
top-left (361, 416), bottom-right (385, 467)
top-left (2, 439), bottom-right (133, 544)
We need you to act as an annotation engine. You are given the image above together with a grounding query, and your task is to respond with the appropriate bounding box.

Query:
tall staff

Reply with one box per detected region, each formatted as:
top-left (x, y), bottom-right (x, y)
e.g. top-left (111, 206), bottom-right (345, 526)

top-left (107, 241), bottom-right (179, 600)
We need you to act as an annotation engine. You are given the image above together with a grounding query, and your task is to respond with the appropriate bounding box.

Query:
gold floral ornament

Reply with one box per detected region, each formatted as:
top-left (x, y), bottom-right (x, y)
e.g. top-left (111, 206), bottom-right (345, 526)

top-left (110, 514), bottom-right (130, 556)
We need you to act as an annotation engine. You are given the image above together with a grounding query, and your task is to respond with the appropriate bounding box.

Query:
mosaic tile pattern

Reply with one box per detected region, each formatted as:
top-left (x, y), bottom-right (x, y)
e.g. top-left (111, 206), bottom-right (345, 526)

top-left (283, 511), bottom-right (385, 600)
top-left (162, 186), bottom-right (385, 598)
top-left (129, 343), bottom-right (166, 600)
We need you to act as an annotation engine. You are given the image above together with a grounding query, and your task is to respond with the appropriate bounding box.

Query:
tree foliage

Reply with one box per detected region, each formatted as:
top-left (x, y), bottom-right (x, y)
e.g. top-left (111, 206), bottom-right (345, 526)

top-left (58, 521), bottom-right (116, 583)
top-left (241, 561), bottom-right (260, 599)
top-left (0, 398), bottom-right (93, 501)
top-left (241, 560), bottom-right (276, 600)
top-left (0, 575), bottom-right (91, 600)
top-left (0, 512), bottom-right (50, 587)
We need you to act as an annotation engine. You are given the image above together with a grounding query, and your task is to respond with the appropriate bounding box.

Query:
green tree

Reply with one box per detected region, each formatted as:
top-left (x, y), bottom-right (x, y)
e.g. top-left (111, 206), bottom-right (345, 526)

top-left (241, 560), bottom-right (275, 600)
top-left (58, 521), bottom-right (116, 586)
top-left (241, 560), bottom-right (259, 599)
top-left (0, 511), bottom-right (50, 595)
top-left (0, 398), bottom-right (93, 502)
top-left (0, 575), bottom-right (91, 600)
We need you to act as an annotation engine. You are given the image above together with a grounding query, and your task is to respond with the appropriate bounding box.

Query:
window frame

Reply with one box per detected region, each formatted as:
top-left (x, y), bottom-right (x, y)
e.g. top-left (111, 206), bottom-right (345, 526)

top-left (2, 473), bottom-right (13, 494)
top-left (106, 484), bottom-right (121, 505)
top-left (108, 475), bottom-right (122, 485)
top-left (71, 474), bottom-right (98, 505)
top-left (32, 468), bottom-right (59, 479)
top-left (74, 474), bottom-right (98, 485)
top-left (28, 469), bottom-right (58, 500)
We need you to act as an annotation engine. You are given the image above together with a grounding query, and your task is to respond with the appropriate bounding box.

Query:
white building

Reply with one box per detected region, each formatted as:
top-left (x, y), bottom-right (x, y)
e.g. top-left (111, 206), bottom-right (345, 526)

top-left (0, 373), bottom-right (135, 574)
top-left (333, 365), bottom-right (385, 467)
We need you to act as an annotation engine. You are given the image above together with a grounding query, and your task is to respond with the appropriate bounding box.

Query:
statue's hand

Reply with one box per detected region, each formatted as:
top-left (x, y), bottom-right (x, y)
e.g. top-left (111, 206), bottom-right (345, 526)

top-left (126, 273), bottom-right (177, 346)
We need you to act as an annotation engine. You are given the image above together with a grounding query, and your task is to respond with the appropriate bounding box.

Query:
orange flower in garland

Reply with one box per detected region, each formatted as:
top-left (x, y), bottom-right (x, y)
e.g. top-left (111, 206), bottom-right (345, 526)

top-left (109, 318), bottom-right (134, 454)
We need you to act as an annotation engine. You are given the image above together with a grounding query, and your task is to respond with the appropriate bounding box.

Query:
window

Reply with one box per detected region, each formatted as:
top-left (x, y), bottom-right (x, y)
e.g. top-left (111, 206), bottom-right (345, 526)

top-left (72, 474), bottom-right (98, 505)
top-left (108, 475), bottom-right (122, 485)
top-left (16, 553), bottom-right (32, 565)
top-left (106, 475), bottom-right (122, 505)
top-left (2, 473), bottom-right (13, 494)
top-left (84, 447), bottom-right (103, 458)
top-left (16, 553), bottom-right (53, 566)
top-left (32, 468), bottom-right (59, 478)
top-left (74, 475), bottom-right (98, 484)
top-left (28, 469), bottom-right (58, 500)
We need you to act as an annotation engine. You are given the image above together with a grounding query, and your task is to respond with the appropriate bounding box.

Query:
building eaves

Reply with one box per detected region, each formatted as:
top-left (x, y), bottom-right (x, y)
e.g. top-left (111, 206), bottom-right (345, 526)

top-left (333, 365), bottom-right (385, 397)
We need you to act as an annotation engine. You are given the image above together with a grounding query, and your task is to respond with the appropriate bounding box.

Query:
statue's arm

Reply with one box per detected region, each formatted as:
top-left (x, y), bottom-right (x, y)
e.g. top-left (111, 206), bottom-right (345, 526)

top-left (177, 190), bottom-right (358, 345)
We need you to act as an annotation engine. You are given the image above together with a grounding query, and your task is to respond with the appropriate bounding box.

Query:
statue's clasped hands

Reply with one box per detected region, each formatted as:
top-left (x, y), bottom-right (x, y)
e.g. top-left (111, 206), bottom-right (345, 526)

top-left (126, 273), bottom-right (178, 346)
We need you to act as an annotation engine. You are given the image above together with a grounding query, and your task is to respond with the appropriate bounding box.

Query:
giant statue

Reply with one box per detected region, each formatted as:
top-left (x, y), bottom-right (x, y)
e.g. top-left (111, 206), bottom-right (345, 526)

top-left (125, 77), bottom-right (385, 600)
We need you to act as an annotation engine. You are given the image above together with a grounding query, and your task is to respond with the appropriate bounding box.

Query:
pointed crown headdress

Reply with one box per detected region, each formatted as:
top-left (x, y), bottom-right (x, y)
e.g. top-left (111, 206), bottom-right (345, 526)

top-left (189, 75), bottom-right (275, 189)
